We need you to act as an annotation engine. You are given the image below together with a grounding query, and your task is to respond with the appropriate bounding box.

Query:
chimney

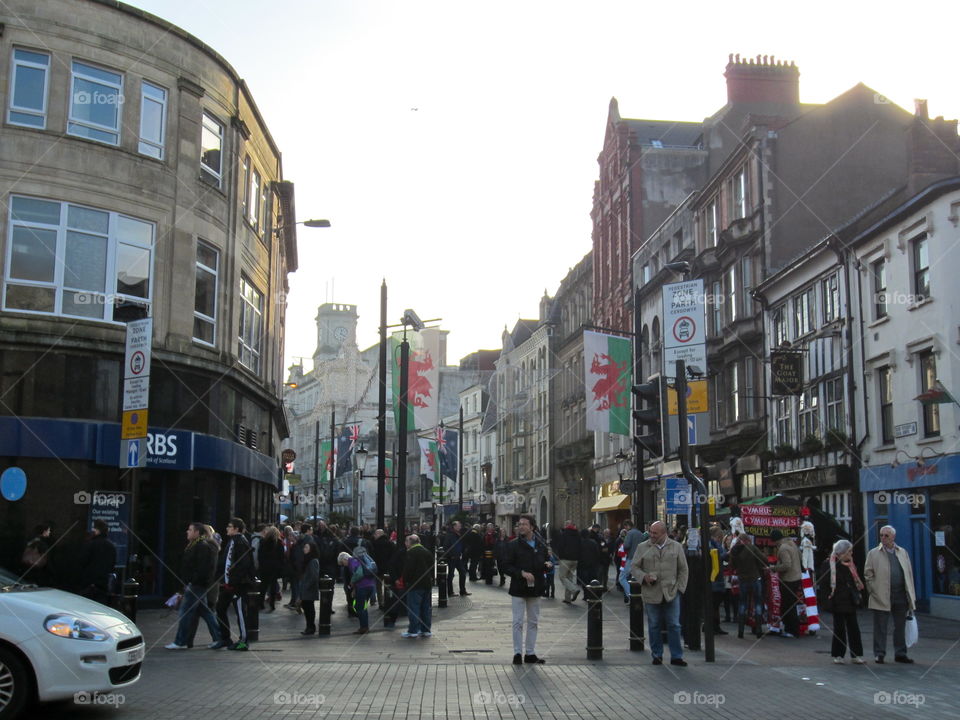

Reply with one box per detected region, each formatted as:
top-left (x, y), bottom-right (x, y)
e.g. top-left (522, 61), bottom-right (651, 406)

top-left (914, 99), bottom-right (928, 119)
top-left (906, 109), bottom-right (960, 196)
top-left (724, 53), bottom-right (800, 105)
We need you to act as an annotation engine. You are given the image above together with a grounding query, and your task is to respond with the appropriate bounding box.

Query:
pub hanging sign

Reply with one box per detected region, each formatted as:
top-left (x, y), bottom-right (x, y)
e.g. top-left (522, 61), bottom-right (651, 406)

top-left (771, 350), bottom-right (804, 396)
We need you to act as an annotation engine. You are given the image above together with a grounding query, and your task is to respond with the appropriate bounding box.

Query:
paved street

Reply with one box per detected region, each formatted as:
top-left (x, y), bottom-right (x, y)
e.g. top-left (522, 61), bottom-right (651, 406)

top-left (40, 580), bottom-right (960, 719)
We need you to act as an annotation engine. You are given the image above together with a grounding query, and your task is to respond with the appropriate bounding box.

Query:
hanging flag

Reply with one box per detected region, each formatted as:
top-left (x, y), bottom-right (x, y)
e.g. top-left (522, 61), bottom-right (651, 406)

top-left (336, 423), bottom-right (361, 476)
top-left (418, 437), bottom-right (441, 493)
top-left (437, 426), bottom-right (458, 484)
top-left (320, 439), bottom-right (333, 484)
top-left (583, 330), bottom-right (633, 435)
top-left (391, 328), bottom-right (441, 432)
top-left (915, 380), bottom-right (959, 406)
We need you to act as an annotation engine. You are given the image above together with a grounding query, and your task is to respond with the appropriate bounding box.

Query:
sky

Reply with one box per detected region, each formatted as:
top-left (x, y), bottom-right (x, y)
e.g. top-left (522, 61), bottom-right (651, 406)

top-left (127, 0), bottom-right (960, 371)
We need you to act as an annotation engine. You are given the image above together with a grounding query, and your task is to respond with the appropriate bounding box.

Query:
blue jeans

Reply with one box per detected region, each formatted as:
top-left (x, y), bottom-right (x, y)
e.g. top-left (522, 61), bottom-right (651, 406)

top-left (646, 594), bottom-right (682, 660)
top-left (406, 588), bottom-right (432, 634)
top-left (175, 584), bottom-right (221, 646)
top-left (354, 585), bottom-right (375, 628)
top-left (738, 578), bottom-right (764, 624)
top-left (618, 565), bottom-right (631, 596)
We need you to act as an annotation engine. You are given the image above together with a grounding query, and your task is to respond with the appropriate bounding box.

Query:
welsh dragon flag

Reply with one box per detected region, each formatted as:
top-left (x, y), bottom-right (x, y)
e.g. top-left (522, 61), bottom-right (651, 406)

top-left (584, 330), bottom-right (633, 435)
top-left (391, 328), bottom-right (441, 432)
top-left (418, 437), bottom-right (441, 498)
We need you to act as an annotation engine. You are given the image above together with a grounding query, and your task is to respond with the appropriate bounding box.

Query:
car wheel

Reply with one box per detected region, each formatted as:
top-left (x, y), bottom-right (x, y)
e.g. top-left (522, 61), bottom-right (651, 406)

top-left (0, 647), bottom-right (29, 720)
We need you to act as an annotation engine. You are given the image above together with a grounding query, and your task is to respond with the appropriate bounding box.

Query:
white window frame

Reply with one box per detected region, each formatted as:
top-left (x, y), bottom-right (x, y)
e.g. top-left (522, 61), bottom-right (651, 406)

top-left (3, 195), bottom-right (154, 322)
top-left (707, 201), bottom-right (718, 246)
top-left (821, 491), bottom-right (852, 534)
top-left (249, 167), bottom-right (261, 230)
top-left (8, 48), bottom-right (50, 128)
top-left (728, 265), bottom-right (738, 322)
top-left (772, 304), bottom-right (788, 347)
top-left (200, 111), bottom-right (224, 185)
top-left (241, 156), bottom-right (251, 217)
top-left (822, 272), bottom-right (840, 322)
top-left (872, 258), bottom-right (887, 319)
top-left (740, 256), bottom-right (753, 316)
top-left (239, 276), bottom-right (263, 374)
top-left (798, 385), bottom-right (820, 441)
top-left (824, 376), bottom-right (844, 433)
top-left (68, 60), bottom-right (123, 145)
top-left (193, 241), bottom-right (219, 347)
top-left (734, 168), bottom-right (747, 219)
top-left (912, 233), bottom-right (930, 301)
top-left (138, 80), bottom-right (167, 159)
top-left (729, 362), bottom-right (740, 423)
top-left (793, 286), bottom-right (815, 337)
top-left (741, 472), bottom-right (762, 499)
top-left (776, 397), bottom-right (793, 447)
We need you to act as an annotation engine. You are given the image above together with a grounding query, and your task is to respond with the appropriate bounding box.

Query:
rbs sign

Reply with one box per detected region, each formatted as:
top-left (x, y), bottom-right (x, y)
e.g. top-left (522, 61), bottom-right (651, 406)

top-left (146, 430), bottom-right (193, 470)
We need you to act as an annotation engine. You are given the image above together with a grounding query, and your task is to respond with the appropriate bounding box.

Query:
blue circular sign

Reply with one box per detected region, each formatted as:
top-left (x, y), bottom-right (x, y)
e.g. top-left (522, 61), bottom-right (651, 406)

top-left (1, 467), bottom-right (27, 501)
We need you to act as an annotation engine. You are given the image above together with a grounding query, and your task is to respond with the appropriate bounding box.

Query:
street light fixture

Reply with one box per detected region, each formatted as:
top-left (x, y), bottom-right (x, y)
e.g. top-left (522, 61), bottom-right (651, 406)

top-left (614, 449), bottom-right (631, 478)
top-left (273, 218), bottom-right (331, 236)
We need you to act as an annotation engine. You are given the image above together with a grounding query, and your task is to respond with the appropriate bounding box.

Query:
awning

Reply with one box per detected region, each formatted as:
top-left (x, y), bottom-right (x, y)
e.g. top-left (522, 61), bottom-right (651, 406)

top-left (591, 494), bottom-right (631, 512)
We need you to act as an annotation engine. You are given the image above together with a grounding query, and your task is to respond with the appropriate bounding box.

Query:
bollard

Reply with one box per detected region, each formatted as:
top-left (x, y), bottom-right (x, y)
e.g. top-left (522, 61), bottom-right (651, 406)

top-left (318, 575), bottom-right (334, 636)
top-left (120, 578), bottom-right (139, 623)
top-left (437, 560), bottom-right (448, 608)
top-left (629, 579), bottom-right (644, 651)
top-left (382, 572), bottom-right (396, 628)
top-left (483, 550), bottom-right (494, 585)
top-left (586, 580), bottom-right (604, 660)
top-left (435, 546), bottom-right (445, 585)
top-left (246, 578), bottom-right (261, 642)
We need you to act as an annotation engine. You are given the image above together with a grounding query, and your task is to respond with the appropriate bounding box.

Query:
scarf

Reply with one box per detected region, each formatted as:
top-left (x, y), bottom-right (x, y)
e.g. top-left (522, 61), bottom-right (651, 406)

top-left (829, 554), bottom-right (864, 595)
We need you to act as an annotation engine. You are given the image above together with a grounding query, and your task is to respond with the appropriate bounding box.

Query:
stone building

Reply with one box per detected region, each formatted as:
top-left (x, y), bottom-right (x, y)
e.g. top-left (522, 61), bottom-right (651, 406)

top-left (0, 0), bottom-right (299, 595)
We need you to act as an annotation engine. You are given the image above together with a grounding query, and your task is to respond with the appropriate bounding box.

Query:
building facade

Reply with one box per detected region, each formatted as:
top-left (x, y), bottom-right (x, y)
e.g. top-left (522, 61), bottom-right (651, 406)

top-left (0, 0), bottom-right (298, 595)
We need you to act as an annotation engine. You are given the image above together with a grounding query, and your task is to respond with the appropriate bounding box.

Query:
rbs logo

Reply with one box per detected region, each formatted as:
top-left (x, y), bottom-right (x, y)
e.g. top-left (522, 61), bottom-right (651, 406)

top-left (147, 433), bottom-right (178, 457)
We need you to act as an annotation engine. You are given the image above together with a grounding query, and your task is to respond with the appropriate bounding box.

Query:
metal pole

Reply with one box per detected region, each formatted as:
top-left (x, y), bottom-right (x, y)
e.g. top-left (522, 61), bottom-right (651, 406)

top-left (397, 331), bottom-right (410, 537)
top-left (329, 407), bottom-right (336, 519)
top-left (632, 285), bottom-right (644, 526)
top-left (675, 358), bottom-right (714, 662)
top-left (458, 404), bottom-right (464, 514)
top-left (377, 280), bottom-right (387, 529)
top-left (314, 419), bottom-right (320, 523)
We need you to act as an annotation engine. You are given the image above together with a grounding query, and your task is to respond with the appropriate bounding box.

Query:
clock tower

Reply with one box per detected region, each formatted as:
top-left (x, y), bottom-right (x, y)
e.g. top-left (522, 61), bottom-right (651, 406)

top-left (313, 303), bottom-right (359, 362)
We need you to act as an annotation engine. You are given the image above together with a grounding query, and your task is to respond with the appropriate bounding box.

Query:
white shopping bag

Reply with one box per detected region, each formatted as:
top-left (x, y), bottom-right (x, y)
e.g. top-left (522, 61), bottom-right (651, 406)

top-left (904, 614), bottom-right (918, 648)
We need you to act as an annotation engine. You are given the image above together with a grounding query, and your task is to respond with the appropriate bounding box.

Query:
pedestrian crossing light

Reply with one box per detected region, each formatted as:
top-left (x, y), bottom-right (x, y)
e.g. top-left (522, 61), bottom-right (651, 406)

top-left (633, 375), bottom-right (667, 460)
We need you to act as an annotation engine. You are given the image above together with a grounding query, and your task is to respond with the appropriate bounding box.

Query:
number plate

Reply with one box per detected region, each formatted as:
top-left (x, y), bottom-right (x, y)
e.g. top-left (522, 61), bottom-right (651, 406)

top-left (126, 645), bottom-right (144, 664)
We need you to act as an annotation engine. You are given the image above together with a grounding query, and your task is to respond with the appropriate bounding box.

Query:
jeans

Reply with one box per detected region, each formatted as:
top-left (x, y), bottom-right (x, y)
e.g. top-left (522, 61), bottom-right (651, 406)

top-left (873, 604), bottom-right (908, 658)
top-left (446, 557), bottom-right (467, 594)
top-left (738, 578), bottom-right (764, 633)
top-left (511, 596), bottom-right (540, 655)
top-left (646, 595), bottom-right (682, 660)
top-left (174, 584), bottom-right (221, 646)
top-left (406, 588), bottom-right (432, 634)
top-left (354, 585), bottom-right (375, 628)
top-left (618, 564), bottom-right (632, 596)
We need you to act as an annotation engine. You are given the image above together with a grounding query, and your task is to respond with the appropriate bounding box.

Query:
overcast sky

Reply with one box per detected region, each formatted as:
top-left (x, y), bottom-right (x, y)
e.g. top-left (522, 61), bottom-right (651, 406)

top-left (128, 0), bottom-right (959, 370)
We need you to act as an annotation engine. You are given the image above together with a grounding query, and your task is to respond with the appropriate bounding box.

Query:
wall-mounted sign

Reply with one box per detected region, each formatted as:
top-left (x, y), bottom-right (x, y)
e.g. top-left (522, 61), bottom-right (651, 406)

top-left (894, 422), bottom-right (917, 438)
top-left (770, 350), bottom-right (804, 396)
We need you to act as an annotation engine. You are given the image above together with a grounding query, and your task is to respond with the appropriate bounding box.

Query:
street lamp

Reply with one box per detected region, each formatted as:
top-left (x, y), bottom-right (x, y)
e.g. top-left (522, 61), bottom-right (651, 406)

top-left (273, 218), bottom-right (331, 236)
top-left (614, 449), bottom-right (631, 478)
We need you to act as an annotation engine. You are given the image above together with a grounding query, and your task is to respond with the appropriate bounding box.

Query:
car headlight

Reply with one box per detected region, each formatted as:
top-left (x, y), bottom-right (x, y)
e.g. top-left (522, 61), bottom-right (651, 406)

top-left (44, 614), bottom-right (110, 641)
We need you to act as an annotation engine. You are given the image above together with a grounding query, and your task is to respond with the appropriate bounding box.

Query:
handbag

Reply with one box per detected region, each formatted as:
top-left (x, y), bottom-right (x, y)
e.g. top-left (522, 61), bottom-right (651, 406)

top-left (904, 614), bottom-right (919, 648)
top-left (22, 545), bottom-right (46, 568)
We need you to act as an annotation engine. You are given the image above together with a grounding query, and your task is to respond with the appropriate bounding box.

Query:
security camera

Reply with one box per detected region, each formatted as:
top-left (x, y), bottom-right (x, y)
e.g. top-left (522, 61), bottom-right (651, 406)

top-left (687, 365), bottom-right (704, 379)
top-left (402, 309), bottom-right (425, 331)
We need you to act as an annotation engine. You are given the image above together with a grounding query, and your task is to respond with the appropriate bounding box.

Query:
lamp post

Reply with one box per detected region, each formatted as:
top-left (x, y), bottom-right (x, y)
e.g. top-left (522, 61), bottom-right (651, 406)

top-left (356, 442), bottom-right (396, 528)
top-left (272, 218), bottom-right (331, 237)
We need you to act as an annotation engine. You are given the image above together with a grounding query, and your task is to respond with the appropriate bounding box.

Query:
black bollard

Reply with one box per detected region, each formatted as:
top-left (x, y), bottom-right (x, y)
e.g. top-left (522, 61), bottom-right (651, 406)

top-left (437, 560), bottom-right (448, 608)
top-left (684, 553), bottom-right (703, 651)
top-left (246, 578), bottom-right (261, 642)
top-left (318, 575), bottom-right (334, 636)
top-left (435, 546), bottom-right (445, 584)
top-left (586, 580), bottom-right (604, 660)
top-left (120, 578), bottom-right (139, 623)
top-left (382, 572), bottom-right (395, 628)
top-left (628, 579), bottom-right (645, 651)
top-left (483, 550), bottom-right (494, 585)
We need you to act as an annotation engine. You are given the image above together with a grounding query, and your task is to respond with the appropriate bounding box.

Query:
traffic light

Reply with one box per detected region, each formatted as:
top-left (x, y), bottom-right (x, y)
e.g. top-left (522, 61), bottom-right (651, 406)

top-left (633, 374), bottom-right (667, 459)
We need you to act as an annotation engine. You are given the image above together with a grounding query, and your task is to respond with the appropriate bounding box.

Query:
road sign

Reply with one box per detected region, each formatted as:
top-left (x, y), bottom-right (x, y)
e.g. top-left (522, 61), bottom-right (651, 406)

top-left (663, 280), bottom-right (705, 349)
top-left (120, 438), bottom-right (146, 468)
top-left (687, 415), bottom-right (698, 446)
top-left (123, 376), bottom-right (149, 412)
top-left (123, 319), bottom-right (152, 380)
top-left (668, 380), bottom-right (708, 415)
top-left (663, 344), bottom-right (707, 378)
top-left (121, 410), bottom-right (149, 439)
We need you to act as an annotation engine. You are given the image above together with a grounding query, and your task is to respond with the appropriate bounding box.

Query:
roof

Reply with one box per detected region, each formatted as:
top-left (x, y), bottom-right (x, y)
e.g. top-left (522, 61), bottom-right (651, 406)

top-left (624, 119), bottom-right (703, 148)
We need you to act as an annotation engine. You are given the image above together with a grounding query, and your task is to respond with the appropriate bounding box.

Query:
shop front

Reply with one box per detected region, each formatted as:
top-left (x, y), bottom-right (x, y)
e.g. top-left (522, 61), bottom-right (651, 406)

top-left (860, 453), bottom-right (960, 619)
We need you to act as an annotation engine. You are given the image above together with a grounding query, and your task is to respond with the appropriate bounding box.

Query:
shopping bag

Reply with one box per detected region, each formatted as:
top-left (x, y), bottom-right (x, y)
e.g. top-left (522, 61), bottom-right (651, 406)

top-left (164, 593), bottom-right (182, 610)
top-left (904, 615), bottom-right (918, 648)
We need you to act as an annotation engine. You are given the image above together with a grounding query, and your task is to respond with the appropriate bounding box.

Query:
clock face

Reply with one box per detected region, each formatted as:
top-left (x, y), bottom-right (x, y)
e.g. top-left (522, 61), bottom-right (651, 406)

top-left (334, 326), bottom-right (348, 342)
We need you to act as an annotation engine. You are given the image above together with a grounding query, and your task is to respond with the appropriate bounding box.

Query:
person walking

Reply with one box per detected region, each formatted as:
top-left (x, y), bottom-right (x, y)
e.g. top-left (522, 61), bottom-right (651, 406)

top-left (258, 526), bottom-right (284, 612)
top-left (21, 523), bottom-right (54, 587)
top-left (166, 523), bottom-right (222, 650)
top-left (442, 521), bottom-right (470, 596)
top-left (864, 525), bottom-right (917, 663)
top-left (77, 520), bottom-right (117, 605)
top-left (709, 527), bottom-right (730, 635)
top-left (770, 529), bottom-right (802, 638)
top-left (339, 551), bottom-right (375, 634)
top-left (729, 532), bottom-right (767, 638)
top-left (215, 518), bottom-right (255, 651)
top-left (501, 515), bottom-right (553, 665)
top-left (371, 529), bottom-right (395, 608)
top-left (828, 539), bottom-right (865, 663)
top-left (577, 528), bottom-right (601, 592)
top-left (631, 520), bottom-right (689, 666)
top-left (401, 534), bottom-right (434, 638)
top-left (299, 542), bottom-right (320, 635)
top-left (464, 524), bottom-right (483, 582)
top-left (619, 520), bottom-right (646, 602)
top-left (556, 521), bottom-right (581, 604)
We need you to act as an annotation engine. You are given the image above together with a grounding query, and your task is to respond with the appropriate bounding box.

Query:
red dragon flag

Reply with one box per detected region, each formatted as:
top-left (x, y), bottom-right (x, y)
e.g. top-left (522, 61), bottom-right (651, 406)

top-left (391, 328), bottom-right (441, 432)
top-left (583, 330), bottom-right (633, 436)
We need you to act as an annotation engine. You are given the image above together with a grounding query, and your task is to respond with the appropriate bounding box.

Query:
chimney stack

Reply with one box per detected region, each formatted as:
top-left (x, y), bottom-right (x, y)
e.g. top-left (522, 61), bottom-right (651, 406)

top-left (914, 99), bottom-right (928, 119)
top-left (724, 53), bottom-right (800, 105)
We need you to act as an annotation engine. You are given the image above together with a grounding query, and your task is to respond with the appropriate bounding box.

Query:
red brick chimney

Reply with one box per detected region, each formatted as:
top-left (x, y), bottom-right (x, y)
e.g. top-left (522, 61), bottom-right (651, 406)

top-left (724, 53), bottom-right (800, 105)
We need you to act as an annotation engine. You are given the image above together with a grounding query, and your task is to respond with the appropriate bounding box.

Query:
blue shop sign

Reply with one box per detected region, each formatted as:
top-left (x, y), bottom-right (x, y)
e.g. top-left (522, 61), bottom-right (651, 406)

top-left (859, 453), bottom-right (960, 491)
top-left (97, 425), bottom-right (194, 470)
top-left (1, 467), bottom-right (27, 501)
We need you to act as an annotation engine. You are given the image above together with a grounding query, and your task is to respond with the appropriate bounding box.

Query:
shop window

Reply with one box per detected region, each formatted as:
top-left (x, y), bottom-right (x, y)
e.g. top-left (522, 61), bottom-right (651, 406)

top-left (930, 488), bottom-right (960, 596)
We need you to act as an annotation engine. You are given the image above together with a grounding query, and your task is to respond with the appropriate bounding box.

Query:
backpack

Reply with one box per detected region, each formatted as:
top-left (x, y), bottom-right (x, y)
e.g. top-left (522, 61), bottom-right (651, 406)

top-left (352, 545), bottom-right (377, 577)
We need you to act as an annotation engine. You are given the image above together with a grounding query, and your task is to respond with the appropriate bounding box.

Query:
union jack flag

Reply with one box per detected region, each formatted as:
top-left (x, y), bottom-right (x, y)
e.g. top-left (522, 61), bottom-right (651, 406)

top-left (435, 425), bottom-right (447, 452)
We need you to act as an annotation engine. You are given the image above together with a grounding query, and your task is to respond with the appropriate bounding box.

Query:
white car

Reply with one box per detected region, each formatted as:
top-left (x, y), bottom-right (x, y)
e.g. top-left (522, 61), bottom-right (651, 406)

top-left (0, 567), bottom-right (144, 719)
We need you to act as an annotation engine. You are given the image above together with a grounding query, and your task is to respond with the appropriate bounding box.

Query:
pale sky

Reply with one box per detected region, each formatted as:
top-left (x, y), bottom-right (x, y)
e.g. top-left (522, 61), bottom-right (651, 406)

top-left (129, 0), bottom-right (959, 370)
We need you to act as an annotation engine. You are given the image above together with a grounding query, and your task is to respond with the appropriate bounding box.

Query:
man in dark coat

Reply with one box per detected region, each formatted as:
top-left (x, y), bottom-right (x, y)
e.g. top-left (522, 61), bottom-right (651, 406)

top-left (214, 518), bottom-right (255, 650)
top-left (501, 515), bottom-right (552, 665)
top-left (371, 529), bottom-right (395, 607)
top-left (78, 520), bottom-right (117, 605)
top-left (463, 524), bottom-right (483, 581)
top-left (442, 521), bottom-right (469, 596)
top-left (578, 528), bottom-right (602, 591)
top-left (401, 534), bottom-right (435, 637)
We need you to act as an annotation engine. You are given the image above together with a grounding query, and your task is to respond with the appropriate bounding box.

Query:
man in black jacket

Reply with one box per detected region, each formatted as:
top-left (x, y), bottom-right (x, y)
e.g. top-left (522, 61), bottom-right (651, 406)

top-left (78, 520), bottom-right (117, 605)
top-left (214, 518), bottom-right (255, 651)
top-left (556, 521), bottom-right (581, 603)
top-left (167, 523), bottom-right (222, 649)
top-left (464, 524), bottom-right (483, 581)
top-left (371, 529), bottom-right (395, 607)
top-left (502, 515), bottom-right (552, 665)
top-left (442, 521), bottom-right (470, 596)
